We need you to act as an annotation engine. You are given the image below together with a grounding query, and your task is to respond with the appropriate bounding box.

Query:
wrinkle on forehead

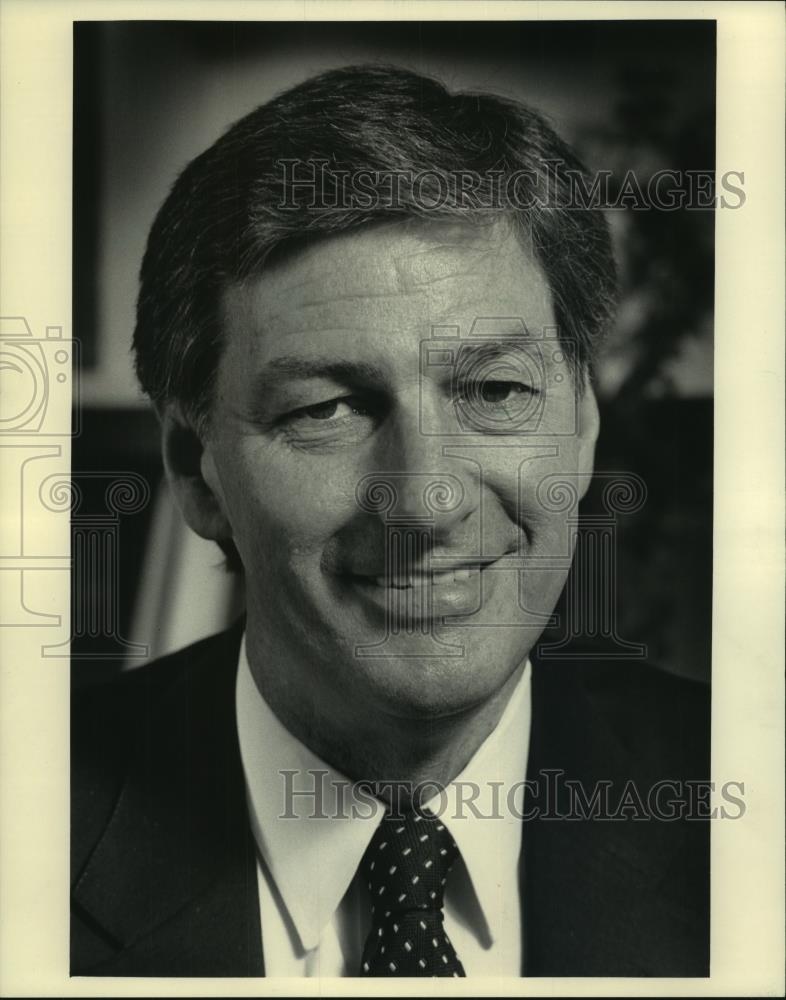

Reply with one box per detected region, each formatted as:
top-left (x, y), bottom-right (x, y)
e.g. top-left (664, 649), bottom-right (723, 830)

top-left (222, 218), bottom-right (552, 343)
top-left (245, 219), bottom-right (523, 292)
top-left (391, 239), bottom-right (519, 292)
top-left (387, 223), bottom-right (551, 321)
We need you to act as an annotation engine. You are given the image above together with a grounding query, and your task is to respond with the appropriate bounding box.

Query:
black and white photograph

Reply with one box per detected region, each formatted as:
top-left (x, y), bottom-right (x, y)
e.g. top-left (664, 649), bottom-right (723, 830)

top-left (0, 2), bottom-right (783, 995)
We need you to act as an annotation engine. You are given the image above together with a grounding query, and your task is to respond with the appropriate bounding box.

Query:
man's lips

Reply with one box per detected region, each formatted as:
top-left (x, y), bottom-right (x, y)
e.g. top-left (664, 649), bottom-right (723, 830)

top-left (346, 558), bottom-right (498, 590)
top-left (339, 555), bottom-right (506, 620)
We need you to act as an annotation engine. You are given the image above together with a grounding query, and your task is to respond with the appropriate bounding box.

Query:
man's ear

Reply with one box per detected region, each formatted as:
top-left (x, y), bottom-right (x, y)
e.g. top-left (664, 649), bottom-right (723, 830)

top-left (160, 405), bottom-right (233, 542)
top-left (576, 382), bottom-right (600, 501)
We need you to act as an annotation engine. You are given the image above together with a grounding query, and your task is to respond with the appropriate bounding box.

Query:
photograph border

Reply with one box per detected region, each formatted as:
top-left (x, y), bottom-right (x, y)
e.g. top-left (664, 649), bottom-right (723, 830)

top-left (0, 1), bottom-right (783, 996)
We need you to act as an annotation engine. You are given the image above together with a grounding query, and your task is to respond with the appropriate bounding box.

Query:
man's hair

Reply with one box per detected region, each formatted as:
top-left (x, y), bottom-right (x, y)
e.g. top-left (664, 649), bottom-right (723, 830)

top-left (134, 63), bottom-right (617, 432)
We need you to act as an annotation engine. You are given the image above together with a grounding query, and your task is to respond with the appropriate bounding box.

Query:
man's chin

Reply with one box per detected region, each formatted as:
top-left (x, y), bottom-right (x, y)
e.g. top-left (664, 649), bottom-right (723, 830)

top-left (346, 648), bottom-right (525, 726)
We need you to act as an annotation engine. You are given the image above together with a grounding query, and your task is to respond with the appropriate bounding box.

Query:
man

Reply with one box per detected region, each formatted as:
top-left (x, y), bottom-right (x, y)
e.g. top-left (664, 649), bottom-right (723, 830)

top-left (71, 65), bottom-right (710, 977)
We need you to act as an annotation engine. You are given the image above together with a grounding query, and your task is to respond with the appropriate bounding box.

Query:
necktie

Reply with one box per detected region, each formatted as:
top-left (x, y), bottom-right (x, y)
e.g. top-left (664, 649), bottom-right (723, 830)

top-left (359, 809), bottom-right (466, 977)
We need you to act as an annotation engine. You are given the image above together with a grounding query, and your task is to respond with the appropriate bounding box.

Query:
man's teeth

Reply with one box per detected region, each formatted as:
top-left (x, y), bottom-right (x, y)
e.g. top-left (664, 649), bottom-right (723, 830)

top-left (373, 568), bottom-right (479, 588)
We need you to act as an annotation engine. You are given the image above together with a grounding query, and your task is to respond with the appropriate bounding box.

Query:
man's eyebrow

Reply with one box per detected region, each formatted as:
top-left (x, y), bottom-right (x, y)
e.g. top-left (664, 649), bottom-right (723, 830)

top-left (446, 337), bottom-right (542, 367)
top-left (252, 356), bottom-right (387, 390)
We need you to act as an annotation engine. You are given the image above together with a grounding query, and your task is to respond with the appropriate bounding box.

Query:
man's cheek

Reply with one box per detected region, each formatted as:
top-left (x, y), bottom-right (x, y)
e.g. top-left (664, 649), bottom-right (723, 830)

top-left (518, 440), bottom-right (584, 502)
top-left (228, 466), bottom-right (359, 553)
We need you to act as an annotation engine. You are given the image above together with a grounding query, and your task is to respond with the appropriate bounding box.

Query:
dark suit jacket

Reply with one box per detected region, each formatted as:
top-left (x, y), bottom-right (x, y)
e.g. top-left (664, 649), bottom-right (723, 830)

top-left (71, 620), bottom-right (710, 977)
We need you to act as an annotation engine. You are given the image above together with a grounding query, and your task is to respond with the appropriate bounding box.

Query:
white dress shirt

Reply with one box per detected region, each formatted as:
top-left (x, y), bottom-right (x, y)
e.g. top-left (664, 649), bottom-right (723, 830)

top-left (236, 633), bottom-right (532, 977)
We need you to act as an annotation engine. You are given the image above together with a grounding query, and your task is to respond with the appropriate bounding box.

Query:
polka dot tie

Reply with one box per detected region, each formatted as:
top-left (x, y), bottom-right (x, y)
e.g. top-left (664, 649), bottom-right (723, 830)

top-left (358, 809), bottom-right (466, 977)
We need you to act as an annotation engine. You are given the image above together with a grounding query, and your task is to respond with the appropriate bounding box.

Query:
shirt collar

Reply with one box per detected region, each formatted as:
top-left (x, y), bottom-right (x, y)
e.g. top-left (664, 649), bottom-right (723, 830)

top-left (426, 662), bottom-right (531, 943)
top-left (236, 634), bottom-right (385, 951)
top-left (236, 633), bottom-right (532, 952)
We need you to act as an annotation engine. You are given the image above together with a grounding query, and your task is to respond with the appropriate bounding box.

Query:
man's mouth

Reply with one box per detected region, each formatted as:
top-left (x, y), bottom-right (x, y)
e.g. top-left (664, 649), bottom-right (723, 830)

top-left (339, 557), bottom-right (504, 620)
top-left (349, 556), bottom-right (497, 588)
top-left (365, 565), bottom-right (485, 589)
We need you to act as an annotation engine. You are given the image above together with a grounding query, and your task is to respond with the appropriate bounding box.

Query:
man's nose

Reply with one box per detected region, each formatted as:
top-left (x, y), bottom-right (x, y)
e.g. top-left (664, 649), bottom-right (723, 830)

top-left (356, 397), bottom-right (478, 535)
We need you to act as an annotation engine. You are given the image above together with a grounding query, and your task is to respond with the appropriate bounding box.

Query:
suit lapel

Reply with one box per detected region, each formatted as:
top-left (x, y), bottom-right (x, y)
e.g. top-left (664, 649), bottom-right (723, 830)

top-left (72, 623), bottom-right (265, 976)
top-left (521, 658), bottom-right (707, 976)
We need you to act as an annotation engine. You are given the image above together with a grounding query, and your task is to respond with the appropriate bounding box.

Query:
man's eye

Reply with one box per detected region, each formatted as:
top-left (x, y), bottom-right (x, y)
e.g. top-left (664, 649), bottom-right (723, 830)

top-left (276, 396), bottom-right (379, 447)
top-left (460, 380), bottom-right (536, 406)
top-left (451, 379), bottom-right (541, 434)
top-left (300, 399), bottom-right (342, 421)
top-left (291, 396), bottom-right (371, 421)
top-left (477, 380), bottom-right (532, 404)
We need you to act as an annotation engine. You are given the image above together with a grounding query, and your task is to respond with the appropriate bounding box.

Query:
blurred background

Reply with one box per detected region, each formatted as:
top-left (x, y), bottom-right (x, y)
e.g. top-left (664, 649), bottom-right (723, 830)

top-left (72, 19), bottom-right (714, 684)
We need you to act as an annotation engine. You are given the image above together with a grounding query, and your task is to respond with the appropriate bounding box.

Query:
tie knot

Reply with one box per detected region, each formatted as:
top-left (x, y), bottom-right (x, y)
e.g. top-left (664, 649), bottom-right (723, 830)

top-left (362, 810), bottom-right (460, 914)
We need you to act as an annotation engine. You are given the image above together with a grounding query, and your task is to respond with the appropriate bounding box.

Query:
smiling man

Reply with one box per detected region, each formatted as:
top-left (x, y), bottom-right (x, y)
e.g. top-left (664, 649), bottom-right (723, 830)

top-left (71, 65), bottom-right (710, 978)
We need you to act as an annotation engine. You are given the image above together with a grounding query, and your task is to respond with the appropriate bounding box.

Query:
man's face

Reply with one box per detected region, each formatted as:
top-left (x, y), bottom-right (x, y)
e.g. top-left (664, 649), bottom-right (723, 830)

top-left (198, 220), bottom-right (598, 726)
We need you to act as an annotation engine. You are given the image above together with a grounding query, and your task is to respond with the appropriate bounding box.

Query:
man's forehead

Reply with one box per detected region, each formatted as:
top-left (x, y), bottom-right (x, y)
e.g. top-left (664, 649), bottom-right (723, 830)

top-left (221, 219), bottom-right (553, 338)
top-left (273, 219), bottom-right (528, 289)
top-left (388, 221), bottom-right (531, 292)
